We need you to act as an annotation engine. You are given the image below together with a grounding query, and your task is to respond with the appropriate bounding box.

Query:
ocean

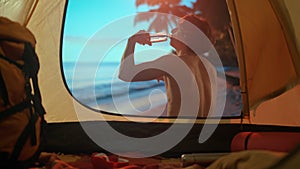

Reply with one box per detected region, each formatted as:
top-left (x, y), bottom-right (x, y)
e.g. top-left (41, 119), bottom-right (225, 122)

top-left (63, 61), bottom-right (242, 117)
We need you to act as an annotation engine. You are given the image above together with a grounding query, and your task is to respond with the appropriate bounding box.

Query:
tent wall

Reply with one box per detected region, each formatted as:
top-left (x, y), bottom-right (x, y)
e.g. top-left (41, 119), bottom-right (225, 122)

top-left (0, 0), bottom-right (38, 26)
top-left (26, 0), bottom-right (128, 123)
top-left (227, 0), bottom-right (300, 126)
top-left (27, 0), bottom-right (78, 122)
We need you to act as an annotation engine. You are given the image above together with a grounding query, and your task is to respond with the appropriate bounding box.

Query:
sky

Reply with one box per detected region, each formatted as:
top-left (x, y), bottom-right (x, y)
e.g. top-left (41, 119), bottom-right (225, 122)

top-left (65, 0), bottom-right (137, 37)
top-left (64, 0), bottom-right (195, 37)
top-left (62, 0), bottom-right (196, 63)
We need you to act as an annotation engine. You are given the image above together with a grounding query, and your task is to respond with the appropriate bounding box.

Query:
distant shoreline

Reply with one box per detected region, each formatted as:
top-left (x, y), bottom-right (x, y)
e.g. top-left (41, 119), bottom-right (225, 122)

top-left (63, 61), bottom-right (242, 117)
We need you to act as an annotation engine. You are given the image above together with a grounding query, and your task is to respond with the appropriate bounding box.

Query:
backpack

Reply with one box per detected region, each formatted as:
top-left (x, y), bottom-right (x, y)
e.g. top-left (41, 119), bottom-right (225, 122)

top-left (0, 17), bottom-right (46, 168)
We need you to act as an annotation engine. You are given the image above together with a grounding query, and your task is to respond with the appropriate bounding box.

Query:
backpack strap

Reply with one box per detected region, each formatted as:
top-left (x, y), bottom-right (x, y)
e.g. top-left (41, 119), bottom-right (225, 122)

top-left (21, 42), bottom-right (47, 166)
top-left (22, 42), bottom-right (46, 116)
top-left (0, 53), bottom-right (23, 70)
top-left (10, 110), bottom-right (39, 161)
top-left (0, 70), bottom-right (9, 106)
top-left (0, 50), bottom-right (31, 121)
top-left (0, 99), bottom-right (31, 120)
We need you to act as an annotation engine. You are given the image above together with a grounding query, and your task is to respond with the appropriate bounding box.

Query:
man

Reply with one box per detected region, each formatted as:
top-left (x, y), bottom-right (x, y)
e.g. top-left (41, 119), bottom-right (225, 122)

top-left (119, 14), bottom-right (217, 117)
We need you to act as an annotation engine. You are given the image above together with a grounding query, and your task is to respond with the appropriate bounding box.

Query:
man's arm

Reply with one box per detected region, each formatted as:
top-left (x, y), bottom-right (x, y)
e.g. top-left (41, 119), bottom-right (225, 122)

top-left (119, 30), bottom-right (166, 82)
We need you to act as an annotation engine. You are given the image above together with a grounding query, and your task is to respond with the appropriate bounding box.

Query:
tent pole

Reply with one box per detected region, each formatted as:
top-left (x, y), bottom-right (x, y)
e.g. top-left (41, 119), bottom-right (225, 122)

top-left (226, 0), bottom-right (250, 120)
top-left (24, 0), bottom-right (39, 27)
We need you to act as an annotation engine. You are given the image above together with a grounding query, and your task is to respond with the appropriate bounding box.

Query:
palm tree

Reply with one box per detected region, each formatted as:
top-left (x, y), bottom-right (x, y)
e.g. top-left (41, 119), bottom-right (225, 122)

top-left (134, 0), bottom-right (238, 67)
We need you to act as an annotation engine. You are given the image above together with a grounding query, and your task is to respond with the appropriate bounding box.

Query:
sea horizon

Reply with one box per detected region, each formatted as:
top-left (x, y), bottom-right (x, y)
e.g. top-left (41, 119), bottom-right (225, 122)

top-left (62, 61), bottom-right (242, 117)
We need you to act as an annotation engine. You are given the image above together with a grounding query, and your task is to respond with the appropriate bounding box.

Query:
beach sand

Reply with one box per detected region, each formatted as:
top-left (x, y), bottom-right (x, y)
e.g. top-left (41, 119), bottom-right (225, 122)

top-left (93, 75), bottom-right (241, 118)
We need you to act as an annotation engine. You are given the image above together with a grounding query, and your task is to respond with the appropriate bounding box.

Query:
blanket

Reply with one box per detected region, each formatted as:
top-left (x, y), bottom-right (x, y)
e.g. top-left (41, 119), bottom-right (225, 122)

top-left (206, 150), bottom-right (285, 169)
top-left (32, 150), bottom-right (286, 169)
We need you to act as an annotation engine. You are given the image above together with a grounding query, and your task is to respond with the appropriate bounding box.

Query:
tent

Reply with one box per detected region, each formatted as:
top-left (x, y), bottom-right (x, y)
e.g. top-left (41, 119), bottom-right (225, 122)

top-left (227, 0), bottom-right (300, 126)
top-left (1, 0), bottom-right (300, 166)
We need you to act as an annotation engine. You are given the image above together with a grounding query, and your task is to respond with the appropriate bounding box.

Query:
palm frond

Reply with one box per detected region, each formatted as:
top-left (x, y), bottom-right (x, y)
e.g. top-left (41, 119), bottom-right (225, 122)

top-left (147, 15), bottom-right (169, 33)
top-left (134, 12), bottom-right (156, 25)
